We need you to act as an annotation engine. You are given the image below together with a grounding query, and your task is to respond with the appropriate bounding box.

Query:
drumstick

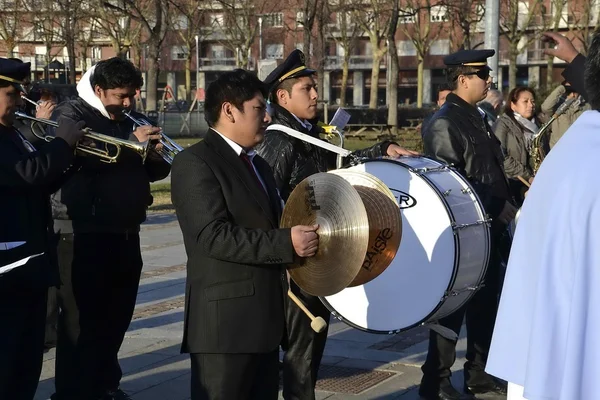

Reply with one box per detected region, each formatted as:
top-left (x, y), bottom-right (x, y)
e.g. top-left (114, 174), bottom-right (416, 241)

top-left (517, 175), bottom-right (531, 188)
top-left (287, 290), bottom-right (327, 333)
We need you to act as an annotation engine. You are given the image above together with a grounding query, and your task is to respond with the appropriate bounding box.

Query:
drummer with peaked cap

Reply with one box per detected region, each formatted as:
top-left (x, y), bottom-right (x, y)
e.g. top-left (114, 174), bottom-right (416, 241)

top-left (255, 49), bottom-right (418, 400)
top-left (0, 57), bottom-right (85, 400)
top-left (420, 50), bottom-right (517, 400)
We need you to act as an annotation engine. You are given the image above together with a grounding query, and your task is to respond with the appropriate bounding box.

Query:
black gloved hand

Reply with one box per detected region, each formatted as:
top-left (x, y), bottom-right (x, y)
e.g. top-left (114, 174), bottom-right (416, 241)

top-left (55, 118), bottom-right (87, 147)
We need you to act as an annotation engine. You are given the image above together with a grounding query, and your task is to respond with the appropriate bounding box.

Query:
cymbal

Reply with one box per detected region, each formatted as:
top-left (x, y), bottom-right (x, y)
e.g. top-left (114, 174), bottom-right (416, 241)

top-left (329, 170), bottom-right (402, 286)
top-left (280, 173), bottom-right (369, 296)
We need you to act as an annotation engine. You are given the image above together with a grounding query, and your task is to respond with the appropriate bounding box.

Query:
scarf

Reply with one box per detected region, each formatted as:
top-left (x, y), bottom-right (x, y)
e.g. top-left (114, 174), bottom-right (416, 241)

top-left (513, 112), bottom-right (539, 150)
top-left (76, 66), bottom-right (111, 120)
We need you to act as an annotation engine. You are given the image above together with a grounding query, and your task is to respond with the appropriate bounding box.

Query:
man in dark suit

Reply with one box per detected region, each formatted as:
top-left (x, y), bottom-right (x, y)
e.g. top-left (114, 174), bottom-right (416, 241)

top-left (0, 57), bottom-right (85, 400)
top-left (171, 69), bottom-right (319, 400)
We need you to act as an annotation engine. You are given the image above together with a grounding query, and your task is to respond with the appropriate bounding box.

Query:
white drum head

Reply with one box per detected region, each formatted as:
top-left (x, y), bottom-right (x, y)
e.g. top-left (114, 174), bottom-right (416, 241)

top-left (322, 159), bottom-right (457, 333)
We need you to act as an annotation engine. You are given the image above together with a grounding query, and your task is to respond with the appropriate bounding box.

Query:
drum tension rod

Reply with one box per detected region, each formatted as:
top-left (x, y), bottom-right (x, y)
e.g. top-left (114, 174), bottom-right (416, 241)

top-left (409, 166), bottom-right (450, 174)
top-left (443, 283), bottom-right (485, 299)
top-left (452, 219), bottom-right (492, 231)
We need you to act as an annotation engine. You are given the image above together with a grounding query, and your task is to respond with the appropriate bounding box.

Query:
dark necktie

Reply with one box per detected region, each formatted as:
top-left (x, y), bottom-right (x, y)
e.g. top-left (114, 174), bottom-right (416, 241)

top-left (240, 153), bottom-right (267, 196)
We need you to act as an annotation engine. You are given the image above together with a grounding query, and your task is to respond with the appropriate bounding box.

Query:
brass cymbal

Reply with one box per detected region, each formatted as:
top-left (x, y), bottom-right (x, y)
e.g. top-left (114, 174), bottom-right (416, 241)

top-left (328, 170), bottom-right (402, 286)
top-left (280, 173), bottom-right (369, 296)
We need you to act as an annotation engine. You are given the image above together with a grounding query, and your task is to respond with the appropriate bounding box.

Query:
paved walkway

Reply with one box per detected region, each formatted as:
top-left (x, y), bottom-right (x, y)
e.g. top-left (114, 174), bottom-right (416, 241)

top-left (35, 213), bottom-right (506, 400)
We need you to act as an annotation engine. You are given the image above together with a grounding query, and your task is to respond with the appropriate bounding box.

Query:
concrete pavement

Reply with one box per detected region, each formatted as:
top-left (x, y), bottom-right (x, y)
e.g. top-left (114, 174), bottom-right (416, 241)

top-left (35, 212), bottom-right (506, 400)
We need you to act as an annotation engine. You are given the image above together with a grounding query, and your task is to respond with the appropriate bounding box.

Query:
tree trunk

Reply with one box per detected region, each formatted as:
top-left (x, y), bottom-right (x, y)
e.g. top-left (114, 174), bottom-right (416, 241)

top-left (508, 53), bottom-right (517, 91)
top-left (546, 57), bottom-right (554, 93)
top-left (146, 45), bottom-right (160, 112)
top-left (387, 0), bottom-right (399, 134)
top-left (316, 0), bottom-right (326, 102)
top-left (185, 56), bottom-right (192, 102)
top-left (417, 55), bottom-right (424, 108)
top-left (67, 39), bottom-right (77, 84)
top-left (369, 52), bottom-right (382, 109)
top-left (6, 41), bottom-right (15, 58)
top-left (340, 58), bottom-right (349, 106)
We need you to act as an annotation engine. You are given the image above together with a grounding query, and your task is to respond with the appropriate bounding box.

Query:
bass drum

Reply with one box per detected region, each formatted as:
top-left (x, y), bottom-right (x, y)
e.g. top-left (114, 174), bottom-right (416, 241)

top-left (321, 157), bottom-right (491, 333)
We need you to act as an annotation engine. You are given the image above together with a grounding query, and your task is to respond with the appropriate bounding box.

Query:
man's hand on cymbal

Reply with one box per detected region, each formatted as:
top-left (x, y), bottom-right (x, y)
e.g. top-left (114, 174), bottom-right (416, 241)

top-left (386, 144), bottom-right (420, 157)
top-left (133, 125), bottom-right (162, 143)
top-left (291, 224), bottom-right (319, 258)
top-left (542, 32), bottom-right (579, 64)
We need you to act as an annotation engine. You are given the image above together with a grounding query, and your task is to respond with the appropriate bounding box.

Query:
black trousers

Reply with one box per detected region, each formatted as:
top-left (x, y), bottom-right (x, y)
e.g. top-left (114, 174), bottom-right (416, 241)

top-left (0, 285), bottom-right (47, 400)
top-left (282, 280), bottom-right (330, 400)
top-left (53, 232), bottom-right (143, 400)
top-left (45, 285), bottom-right (58, 347)
top-left (190, 351), bottom-right (279, 400)
top-left (421, 235), bottom-right (506, 390)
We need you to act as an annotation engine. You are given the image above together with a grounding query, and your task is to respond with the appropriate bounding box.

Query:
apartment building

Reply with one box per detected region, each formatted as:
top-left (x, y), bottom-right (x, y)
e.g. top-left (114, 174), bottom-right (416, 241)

top-left (1, 0), bottom-right (598, 106)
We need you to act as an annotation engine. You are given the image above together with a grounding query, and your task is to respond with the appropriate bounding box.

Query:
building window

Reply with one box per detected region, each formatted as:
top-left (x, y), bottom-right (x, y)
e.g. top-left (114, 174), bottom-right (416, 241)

top-left (429, 39), bottom-right (449, 55)
top-left (210, 13), bottom-right (224, 26)
top-left (430, 5), bottom-right (448, 22)
top-left (265, 44), bottom-right (284, 59)
top-left (174, 15), bottom-right (188, 30)
top-left (296, 11), bottom-right (304, 28)
top-left (264, 13), bottom-right (283, 28)
top-left (92, 46), bottom-right (102, 60)
top-left (171, 45), bottom-right (188, 60)
top-left (399, 9), bottom-right (416, 24)
top-left (397, 40), bottom-right (417, 56)
top-left (211, 45), bottom-right (227, 59)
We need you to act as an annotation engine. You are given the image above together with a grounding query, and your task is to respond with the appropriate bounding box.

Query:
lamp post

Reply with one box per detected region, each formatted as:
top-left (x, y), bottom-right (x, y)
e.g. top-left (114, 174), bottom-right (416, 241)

top-left (258, 17), bottom-right (263, 61)
top-left (195, 35), bottom-right (199, 97)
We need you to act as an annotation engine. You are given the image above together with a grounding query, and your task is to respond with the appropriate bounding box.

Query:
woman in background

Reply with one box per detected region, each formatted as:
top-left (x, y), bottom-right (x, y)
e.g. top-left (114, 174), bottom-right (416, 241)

top-left (493, 86), bottom-right (540, 204)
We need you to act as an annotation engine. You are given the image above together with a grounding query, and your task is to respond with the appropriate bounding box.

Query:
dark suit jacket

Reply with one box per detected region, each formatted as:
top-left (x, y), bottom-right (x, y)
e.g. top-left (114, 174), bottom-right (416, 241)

top-left (171, 129), bottom-right (295, 354)
top-left (0, 124), bottom-right (74, 290)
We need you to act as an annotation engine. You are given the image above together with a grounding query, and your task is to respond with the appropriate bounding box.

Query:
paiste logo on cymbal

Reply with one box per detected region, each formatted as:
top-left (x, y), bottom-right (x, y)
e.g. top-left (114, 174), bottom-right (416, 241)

top-left (362, 228), bottom-right (394, 272)
top-left (305, 181), bottom-right (321, 211)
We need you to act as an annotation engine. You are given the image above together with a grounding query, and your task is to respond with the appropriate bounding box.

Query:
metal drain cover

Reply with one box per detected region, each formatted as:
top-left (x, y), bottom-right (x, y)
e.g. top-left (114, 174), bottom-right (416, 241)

top-left (315, 365), bottom-right (395, 394)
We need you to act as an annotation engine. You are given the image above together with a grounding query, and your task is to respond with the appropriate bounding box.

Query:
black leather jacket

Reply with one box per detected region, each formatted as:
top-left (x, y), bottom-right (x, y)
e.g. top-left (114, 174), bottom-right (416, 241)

top-left (255, 104), bottom-right (393, 201)
top-left (47, 98), bottom-right (171, 233)
top-left (422, 93), bottom-right (512, 222)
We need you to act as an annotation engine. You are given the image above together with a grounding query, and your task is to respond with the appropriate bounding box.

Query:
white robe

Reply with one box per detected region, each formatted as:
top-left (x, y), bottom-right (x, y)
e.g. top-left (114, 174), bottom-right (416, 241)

top-left (486, 110), bottom-right (600, 400)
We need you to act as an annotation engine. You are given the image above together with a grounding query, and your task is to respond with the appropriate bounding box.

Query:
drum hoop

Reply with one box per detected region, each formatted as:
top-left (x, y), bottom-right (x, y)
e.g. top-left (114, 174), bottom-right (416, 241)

top-left (320, 157), bottom-right (491, 332)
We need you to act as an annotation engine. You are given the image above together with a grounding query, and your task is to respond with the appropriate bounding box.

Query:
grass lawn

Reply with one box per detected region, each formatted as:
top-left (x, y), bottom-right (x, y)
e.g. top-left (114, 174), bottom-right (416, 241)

top-left (149, 183), bottom-right (174, 213)
top-left (152, 130), bottom-right (422, 213)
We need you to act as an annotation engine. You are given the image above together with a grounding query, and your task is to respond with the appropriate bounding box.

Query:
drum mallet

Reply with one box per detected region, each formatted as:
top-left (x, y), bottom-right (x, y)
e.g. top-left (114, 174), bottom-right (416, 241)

top-left (287, 290), bottom-right (328, 333)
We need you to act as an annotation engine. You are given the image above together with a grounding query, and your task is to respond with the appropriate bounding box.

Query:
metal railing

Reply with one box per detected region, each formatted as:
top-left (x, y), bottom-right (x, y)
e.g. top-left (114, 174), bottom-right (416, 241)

top-left (325, 55), bottom-right (386, 70)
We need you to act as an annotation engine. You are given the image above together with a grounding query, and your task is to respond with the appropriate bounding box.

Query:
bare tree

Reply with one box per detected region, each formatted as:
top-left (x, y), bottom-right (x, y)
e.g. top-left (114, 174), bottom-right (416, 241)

top-left (397, 0), bottom-right (444, 107)
top-left (443, 0), bottom-right (485, 50)
top-left (499, 0), bottom-right (546, 90)
top-left (544, 0), bottom-right (568, 92)
top-left (169, 0), bottom-right (211, 101)
top-left (53, 0), bottom-right (87, 83)
top-left (76, 18), bottom-right (98, 72)
top-left (210, 0), bottom-right (272, 69)
top-left (94, 0), bottom-right (144, 60)
top-left (27, 0), bottom-right (64, 82)
top-left (568, 0), bottom-right (600, 56)
top-left (329, 0), bottom-right (361, 106)
top-left (387, 0), bottom-right (400, 134)
top-left (354, 0), bottom-right (392, 108)
top-left (106, 0), bottom-right (172, 112)
top-left (315, 0), bottom-right (328, 103)
top-left (0, 0), bottom-right (23, 57)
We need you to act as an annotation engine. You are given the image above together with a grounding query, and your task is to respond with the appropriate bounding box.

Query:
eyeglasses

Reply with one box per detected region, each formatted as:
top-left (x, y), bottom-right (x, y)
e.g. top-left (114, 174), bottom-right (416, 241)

top-left (463, 69), bottom-right (491, 81)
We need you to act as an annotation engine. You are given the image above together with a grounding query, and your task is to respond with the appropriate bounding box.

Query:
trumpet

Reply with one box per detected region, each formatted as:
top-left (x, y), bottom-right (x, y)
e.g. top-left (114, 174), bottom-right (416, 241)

top-left (122, 110), bottom-right (183, 164)
top-left (15, 111), bottom-right (149, 164)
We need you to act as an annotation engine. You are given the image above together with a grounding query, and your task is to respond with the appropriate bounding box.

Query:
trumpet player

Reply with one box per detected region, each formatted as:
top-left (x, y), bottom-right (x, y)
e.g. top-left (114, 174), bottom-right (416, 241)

top-left (48, 57), bottom-right (170, 400)
top-left (0, 57), bottom-right (86, 400)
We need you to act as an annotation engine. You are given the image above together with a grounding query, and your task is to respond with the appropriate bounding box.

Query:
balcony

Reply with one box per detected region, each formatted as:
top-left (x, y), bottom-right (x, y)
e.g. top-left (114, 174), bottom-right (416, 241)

top-left (325, 55), bottom-right (386, 70)
top-left (199, 57), bottom-right (255, 71)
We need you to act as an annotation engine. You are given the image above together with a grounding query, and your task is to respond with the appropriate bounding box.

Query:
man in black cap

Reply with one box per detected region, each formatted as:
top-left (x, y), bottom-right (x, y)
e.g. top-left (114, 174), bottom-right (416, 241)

top-left (255, 49), bottom-right (418, 400)
top-left (0, 57), bottom-right (85, 400)
top-left (420, 50), bottom-right (517, 400)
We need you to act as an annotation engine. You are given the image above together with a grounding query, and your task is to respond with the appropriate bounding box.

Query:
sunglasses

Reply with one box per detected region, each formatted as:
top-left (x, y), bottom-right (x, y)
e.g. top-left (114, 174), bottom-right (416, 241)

top-left (463, 68), bottom-right (491, 81)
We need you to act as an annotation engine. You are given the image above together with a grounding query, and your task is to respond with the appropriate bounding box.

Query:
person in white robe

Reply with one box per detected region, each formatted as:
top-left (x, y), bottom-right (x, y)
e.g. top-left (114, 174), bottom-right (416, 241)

top-left (486, 30), bottom-right (600, 400)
